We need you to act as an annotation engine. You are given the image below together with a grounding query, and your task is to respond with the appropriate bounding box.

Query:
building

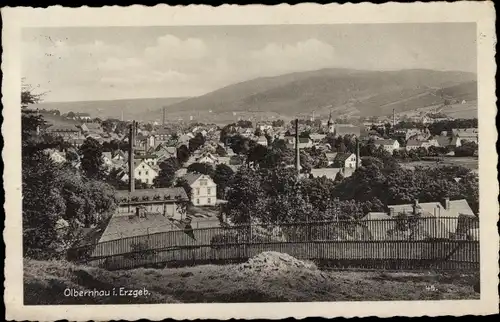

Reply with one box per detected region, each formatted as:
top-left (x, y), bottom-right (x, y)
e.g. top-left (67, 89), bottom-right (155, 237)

top-left (182, 173), bottom-right (217, 206)
top-left (309, 133), bottom-right (326, 143)
top-left (331, 152), bottom-right (357, 169)
top-left (309, 167), bottom-right (355, 180)
top-left (119, 160), bottom-right (159, 185)
top-left (405, 139), bottom-right (439, 151)
top-left (284, 136), bottom-right (313, 149)
top-left (45, 124), bottom-right (82, 140)
top-left (80, 122), bottom-right (103, 135)
top-left (374, 139), bottom-right (400, 154)
top-left (136, 154), bottom-right (159, 167)
top-left (114, 187), bottom-right (188, 217)
top-left (452, 128), bottom-right (478, 144)
top-left (334, 124), bottom-right (362, 138)
top-left (433, 135), bottom-right (462, 149)
top-left (386, 198), bottom-right (477, 239)
top-left (44, 149), bottom-right (67, 163)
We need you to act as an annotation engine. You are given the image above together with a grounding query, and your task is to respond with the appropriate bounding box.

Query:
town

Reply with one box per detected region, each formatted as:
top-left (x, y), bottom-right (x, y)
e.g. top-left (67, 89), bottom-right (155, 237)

top-left (22, 82), bottom-right (480, 273)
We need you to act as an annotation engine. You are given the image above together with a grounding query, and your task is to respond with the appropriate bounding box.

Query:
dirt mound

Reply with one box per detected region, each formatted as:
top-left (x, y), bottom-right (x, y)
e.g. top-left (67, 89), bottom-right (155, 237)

top-left (237, 251), bottom-right (317, 273)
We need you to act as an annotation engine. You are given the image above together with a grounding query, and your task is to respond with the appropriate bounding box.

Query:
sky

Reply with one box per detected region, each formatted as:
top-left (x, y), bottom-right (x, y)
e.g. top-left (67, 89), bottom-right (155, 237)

top-left (22, 23), bottom-right (477, 102)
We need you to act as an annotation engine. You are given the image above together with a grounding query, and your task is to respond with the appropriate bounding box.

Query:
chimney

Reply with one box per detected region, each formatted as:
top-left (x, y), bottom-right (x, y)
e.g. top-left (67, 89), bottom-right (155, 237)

top-left (162, 107), bottom-right (166, 126)
top-left (393, 109), bottom-right (396, 127)
top-left (128, 121), bottom-right (135, 193)
top-left (355, 138), bottom-right (361, 169)
top-left (295, 119), bottom-right (300, 175)
top-left (443, 197), bottom-right (450, 210)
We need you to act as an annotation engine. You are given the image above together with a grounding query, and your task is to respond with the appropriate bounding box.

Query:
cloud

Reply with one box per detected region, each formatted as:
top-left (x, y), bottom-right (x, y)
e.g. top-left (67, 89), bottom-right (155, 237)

top-left (144, 34), bottom-right (208, 62)
top-left (248, 38), bottom-right (336, 75)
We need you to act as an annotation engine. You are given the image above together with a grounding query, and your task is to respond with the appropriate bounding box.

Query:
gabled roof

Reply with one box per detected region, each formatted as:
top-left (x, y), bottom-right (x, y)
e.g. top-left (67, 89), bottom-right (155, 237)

top-left (387, 199), bottom-right (475, 218)
top-left (182, 173), bottom-right (205, 186)
top-left (334, 152), bottom-right (355, 163)
top-left (325, 152), bottom-right (338, 161)
top-left (406, 139), bottom-right (425, 147)
top-left (46, 124), bottom-right (80, 132)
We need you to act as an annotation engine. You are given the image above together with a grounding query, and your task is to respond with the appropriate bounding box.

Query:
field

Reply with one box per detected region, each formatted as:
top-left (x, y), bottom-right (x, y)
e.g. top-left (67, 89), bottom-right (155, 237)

top-left (399, 157), bottom-right (478, 173)
top-left (24, 253), bottom-right (479, 305)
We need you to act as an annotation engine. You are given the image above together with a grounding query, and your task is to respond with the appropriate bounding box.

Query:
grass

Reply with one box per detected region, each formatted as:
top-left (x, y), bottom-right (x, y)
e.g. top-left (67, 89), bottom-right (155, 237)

top-left (24, 258), bottom-right (479, 305)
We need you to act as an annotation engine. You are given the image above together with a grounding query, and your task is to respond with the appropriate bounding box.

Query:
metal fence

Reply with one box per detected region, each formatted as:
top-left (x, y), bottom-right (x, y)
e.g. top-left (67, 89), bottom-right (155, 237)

top-left (68, 216), bottom-right (479, 271)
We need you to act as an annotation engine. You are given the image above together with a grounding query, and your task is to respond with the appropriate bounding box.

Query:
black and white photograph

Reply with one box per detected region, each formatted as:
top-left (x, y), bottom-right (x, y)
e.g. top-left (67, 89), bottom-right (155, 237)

top-left (3, 3), bottom-right (498, 320)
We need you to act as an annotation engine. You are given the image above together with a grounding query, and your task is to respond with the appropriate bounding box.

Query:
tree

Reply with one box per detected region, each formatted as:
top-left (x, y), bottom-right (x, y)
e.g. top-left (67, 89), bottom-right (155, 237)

top-left (213, 164), bottom-right (235, 199)
top-left (236, 120), bottom-right (252, 128)
top-left (215, 144), bottom-right (228, 157)
top-left (175, 178), bottom-right (193, 201)
top-left (455, 141), bottom-right (478, 157)
top-left (67, 111), bottom-right (75, 119)
top-left (154, 157), bottom-right (180, 188)
top-left (176, 144), bottom-right (190, 164)
top-left (79, 137), bottom-right (105, 180)
top-left (22, 152), bottom-right (66, 259)
top-left (272, 119), bottom-right (285, 127)
top-left (223, 166), bottom-right (268, 224)
top-left (188, 133), bottom-right (205, 152)
top-left (187, 162), bottom-right (215, 177)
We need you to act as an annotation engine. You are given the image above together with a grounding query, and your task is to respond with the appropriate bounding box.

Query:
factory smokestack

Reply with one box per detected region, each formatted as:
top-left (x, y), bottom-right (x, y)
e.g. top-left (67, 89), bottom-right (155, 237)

top-left (392, 109), bottom-right (396, 127)
top-left (128, 121), bottom-right (136, 193)
top-left (355, 138), bottom-right (361, 170)
top-left (162, 107), bottom-right (166, 126)
top-left (295, 119), bottom-right (300, 176)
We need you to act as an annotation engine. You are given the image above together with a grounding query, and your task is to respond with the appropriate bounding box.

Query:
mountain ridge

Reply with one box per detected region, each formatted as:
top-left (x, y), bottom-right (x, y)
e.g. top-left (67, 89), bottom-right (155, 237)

top-left (32, 68), bottom-right (477, 122)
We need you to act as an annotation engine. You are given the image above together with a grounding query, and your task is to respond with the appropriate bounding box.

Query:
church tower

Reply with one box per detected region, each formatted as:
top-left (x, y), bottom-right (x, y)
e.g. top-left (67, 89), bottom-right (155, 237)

top-left (327, 109), bottom-right (334, 133)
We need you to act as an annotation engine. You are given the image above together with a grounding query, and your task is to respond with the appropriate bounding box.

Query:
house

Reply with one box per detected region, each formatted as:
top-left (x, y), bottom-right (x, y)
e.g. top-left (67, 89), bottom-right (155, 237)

top-left (452, 128), bottom-right (478, 144)
top-left (154, 146), bottom-right (177, 162)
top-left (80, 122), bottom-right (103, 135)
top-left (45, 124), bottom-right (82, 140)
top-left (182, 173), bottom-right (217, 206)
top-left (256, 136), bottom-right (268, 147)
top-left (284, 136), bottom-right (313, 149)
top-left (433, 135), bottom-right (462, 148)
top-left (102, 152), bottom-right (114, 168)
top-left (119, 160), bottom-right (159, 185)
top-left (331, 152), bottom-right (357, 169)
top-left (405, 139), bottom-right (439, 151)
top-left (112, 150), bottom-right (127, 162)
top-left (387, 198), bottom-right (477, 239)
top-left (309, 133), bottom-right (326, 143)
top-left (195, 152), bottom-right (219, 164)
top-left (44, 149), bottom-right (66, 163)
top-left (309, 167), bottom-right (355, 180)
top-left (69, 112), bottom-right (91, 121)
top-left (374, 139), bottom-right (400, 154)
top-left (333, 124), bottom-right (361, 137)
top-left (136, 154), bottom-right (159, 167)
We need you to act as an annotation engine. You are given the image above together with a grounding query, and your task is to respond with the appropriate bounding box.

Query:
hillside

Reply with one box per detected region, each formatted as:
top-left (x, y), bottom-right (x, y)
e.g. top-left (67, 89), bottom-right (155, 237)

top-left (30, 69), bottom-right (477, 124)
top-left (161, 68), bottom-right (476, 121)
top-left (31, 97), bottom-right (189, 122)
top-left (24, 253), bottom-right (478, 304)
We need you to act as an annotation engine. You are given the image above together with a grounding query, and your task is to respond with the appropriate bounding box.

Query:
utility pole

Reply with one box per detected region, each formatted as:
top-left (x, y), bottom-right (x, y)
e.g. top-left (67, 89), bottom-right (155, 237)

top-left (128, 120), bottom-right (136, 193)
top-left (295, 118), bottom-right (300, 176)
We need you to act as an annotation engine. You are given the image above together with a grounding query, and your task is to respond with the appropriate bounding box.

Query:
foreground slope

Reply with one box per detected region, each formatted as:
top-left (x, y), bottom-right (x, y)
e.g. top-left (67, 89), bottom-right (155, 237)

top-left (25, 252), bottom-right (478, 304)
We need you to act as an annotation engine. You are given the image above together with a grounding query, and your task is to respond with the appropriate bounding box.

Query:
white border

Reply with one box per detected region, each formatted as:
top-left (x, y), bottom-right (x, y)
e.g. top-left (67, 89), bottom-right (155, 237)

top-left (2, 3), bottom-right (498, 320)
